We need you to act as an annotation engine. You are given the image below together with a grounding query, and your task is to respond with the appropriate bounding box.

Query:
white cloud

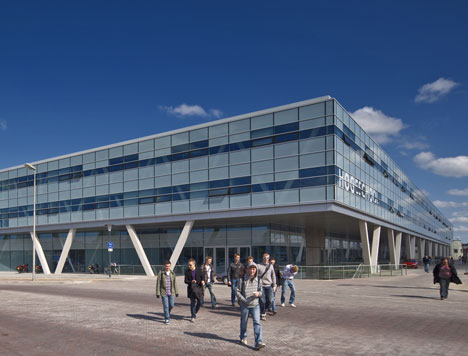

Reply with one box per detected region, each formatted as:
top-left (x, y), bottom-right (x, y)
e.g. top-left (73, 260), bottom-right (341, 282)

top-left (351, 107), bottom-right (405, 144)
top-left (0, 120), bottom-right (7, 131)
top-left (414, 152), bottom-right (468, 178)
top-left (453, 225), bottom-right (468, 232)
top-left (433, 200), bottom-right (468, 208)
top-left (159, 104), bottom-right (223, 119)
top-left (447, 188), bottom-right (468, 196)
top-left (450, 216), bottom-right (468, 223)
top-left (415, 77), bottom-right (459, 103)
top-left (398, 140), bottom-right (429, 151)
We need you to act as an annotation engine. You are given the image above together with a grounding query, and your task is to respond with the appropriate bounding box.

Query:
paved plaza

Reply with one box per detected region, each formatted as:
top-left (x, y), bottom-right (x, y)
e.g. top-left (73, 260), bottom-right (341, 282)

top-left (1, 268), bottom-right (468, 356)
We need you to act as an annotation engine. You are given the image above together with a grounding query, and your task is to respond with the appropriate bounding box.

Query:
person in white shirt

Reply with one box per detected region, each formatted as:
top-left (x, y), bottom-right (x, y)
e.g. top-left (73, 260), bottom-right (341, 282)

top-left (280, 264), bottom-right (298, 308)
top-left (202, 256), bottom-right (217, 308)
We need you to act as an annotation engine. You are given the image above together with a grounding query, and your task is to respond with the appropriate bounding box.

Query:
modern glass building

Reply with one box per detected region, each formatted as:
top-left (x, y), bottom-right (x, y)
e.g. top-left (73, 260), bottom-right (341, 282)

top-left (0, 96), bottom-right (452, 275)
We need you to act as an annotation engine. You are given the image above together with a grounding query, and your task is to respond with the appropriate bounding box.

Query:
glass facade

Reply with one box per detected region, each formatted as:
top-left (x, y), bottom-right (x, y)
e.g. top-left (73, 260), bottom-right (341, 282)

top-left (0, 96), bottom-right (452, 271)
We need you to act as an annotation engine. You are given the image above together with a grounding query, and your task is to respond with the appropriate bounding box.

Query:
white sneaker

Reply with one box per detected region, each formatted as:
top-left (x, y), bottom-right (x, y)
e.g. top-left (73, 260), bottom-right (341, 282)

top-left (256, 343), bottom-right (266, 350)
top-left (281, 303), bottom-right (285, 307)
top-left (240, 339), bottom-right (247, 345)
top-left (190, 317), bottom-right (195, 323)
top-left (290, 303), bottom-right (296, 308)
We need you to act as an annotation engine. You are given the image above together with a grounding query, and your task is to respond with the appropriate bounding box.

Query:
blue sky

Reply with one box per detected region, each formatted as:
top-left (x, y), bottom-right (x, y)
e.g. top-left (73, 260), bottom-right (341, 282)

top-left (1, 1), bottom-right (467, 241)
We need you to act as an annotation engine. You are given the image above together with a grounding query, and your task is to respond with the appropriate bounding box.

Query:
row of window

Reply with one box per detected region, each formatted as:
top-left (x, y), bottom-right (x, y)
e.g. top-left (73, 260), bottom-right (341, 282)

top-left (0, 125), bottom-right (335, 192)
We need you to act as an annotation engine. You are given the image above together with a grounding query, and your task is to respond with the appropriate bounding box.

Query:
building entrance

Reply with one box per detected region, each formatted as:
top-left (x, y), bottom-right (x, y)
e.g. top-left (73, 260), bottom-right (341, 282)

top-left (204, 246), bottom-right (251, 275)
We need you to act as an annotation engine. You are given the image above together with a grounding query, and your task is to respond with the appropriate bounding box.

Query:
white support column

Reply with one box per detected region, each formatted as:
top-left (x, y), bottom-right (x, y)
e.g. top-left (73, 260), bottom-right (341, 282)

top-left (29, 232), bottom-right (51, 274)
top-left (428, 241), bottom-right (433, 258)
top-left (359, 220), bottom-right (371, 266)
top-left (434, 243), bottom-right (439, 257)
top-left (395, 232), bottom-right (402, 267)
top-left (170, 220), bottom-right (194, 267)
top-left (126, 225), bottom-right (154, 277)
top-left (418, 238), bottom-right (426, 260)
top-left (371, 226), bottom-right (381, 273)
top-left (387, 229), bottom-right (396, 266)
top-left (410, 236), bottom-right (416, 259)
top-left (55, 228), bottom-right (76, 274)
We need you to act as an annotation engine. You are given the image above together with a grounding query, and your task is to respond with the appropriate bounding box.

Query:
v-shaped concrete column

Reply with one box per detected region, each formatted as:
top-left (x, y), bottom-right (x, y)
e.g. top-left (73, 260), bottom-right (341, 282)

top-left (126, 225), bottom-right (154, 277)
top-left (55, 228), bottom-right (76, 274)
top-left (359, 221), bottom-right (381, 273)
top-left (29, 232), bottom-right (51, 274)
top-left (170, 220), bottom-right (194, 267)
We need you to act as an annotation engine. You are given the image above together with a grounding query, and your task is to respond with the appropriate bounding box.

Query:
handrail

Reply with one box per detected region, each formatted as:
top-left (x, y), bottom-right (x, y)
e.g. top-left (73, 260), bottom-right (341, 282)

top-left (352, 263), bottom-right (363, 279)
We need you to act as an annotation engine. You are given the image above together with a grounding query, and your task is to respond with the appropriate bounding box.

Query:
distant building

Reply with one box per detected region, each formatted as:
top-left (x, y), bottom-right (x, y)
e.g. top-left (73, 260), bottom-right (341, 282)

top-left (451, 240), bottom-right (463, 260)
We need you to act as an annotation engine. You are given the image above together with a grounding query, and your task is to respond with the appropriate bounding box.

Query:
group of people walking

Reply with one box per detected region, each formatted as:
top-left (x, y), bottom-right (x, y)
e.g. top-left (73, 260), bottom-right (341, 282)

top-left (155, 252), bottom-right (298, 350)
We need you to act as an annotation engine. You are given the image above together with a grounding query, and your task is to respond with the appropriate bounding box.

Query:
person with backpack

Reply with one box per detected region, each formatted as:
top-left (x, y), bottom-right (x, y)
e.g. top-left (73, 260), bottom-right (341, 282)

top-left (256, 252), bottom-right (276, 321)
top-left (235, 262), bottom-right (266, 350)
top-left (156, 260), bottom-right (179, 324)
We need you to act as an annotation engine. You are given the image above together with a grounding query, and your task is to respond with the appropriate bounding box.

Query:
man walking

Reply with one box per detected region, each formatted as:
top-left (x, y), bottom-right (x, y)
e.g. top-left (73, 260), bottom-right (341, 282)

top-left (281, 264), bottom-right (298, 308)
top-left (269, 257), bottom-right (281, 315)
top-left (156, 260), bottom-right (179, 324)
top-left (184, 258), bottom-right (204, 322)
top-left (256, 253), bottom-right (276, 321)
top-left (422, 256), bottom-right (430, 273)
top-left (236, 263), bottom-right (266, 350)
top-left (228, 253), bottom-right (244, 306)
top-left (201, 256), bottom-right (217, 308)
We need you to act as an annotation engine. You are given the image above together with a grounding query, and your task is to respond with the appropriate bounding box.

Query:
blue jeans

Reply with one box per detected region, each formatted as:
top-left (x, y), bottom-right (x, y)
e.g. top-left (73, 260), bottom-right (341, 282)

top-left (230, 279), bottom-right (239, 304)
top-left (260, 285), bottom-right (273, 315)
top-left (270, 288), bottom-right (277, 312)
top-left (202, 282), bottom-right (217, 307)
top-left (281, 279), bottom-right (296, 304)
top-left (190, 296), bottom-right (201, 318)
top-left (439, 278), bottom-right (450, 299)
top-left (161, 295), bottom-right (174, 321)
top-left (240, 305), bottom-right (263, 346)
top-left (424, 263), bottom-right (430, 273)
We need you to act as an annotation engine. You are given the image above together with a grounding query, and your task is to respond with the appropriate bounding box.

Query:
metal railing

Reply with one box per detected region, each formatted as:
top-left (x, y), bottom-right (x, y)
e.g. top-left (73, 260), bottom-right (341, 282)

top-left (116, 263), bottom-right (407, 280)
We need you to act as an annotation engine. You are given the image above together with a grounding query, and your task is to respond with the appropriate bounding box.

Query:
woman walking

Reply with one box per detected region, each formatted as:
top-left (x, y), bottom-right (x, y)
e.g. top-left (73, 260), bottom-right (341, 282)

top-left (433, 257), bottom-right (462, 300)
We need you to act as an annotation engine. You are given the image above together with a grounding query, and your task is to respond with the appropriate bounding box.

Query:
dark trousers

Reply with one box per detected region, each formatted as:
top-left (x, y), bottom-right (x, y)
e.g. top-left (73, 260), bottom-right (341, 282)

top-left (439, 278), bottom-right (450, 299)
top-left (190, 296), bottom-right (201, 318)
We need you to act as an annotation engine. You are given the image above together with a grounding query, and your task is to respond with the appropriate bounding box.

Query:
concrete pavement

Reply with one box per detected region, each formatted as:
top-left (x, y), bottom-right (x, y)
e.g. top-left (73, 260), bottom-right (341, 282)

top-left (1, 268), bottom-right (468, 355)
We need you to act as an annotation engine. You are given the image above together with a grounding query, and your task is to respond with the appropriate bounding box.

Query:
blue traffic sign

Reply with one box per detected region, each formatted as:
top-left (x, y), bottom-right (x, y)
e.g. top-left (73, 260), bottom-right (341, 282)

top-left (107, 241), bottom-right (114, 249)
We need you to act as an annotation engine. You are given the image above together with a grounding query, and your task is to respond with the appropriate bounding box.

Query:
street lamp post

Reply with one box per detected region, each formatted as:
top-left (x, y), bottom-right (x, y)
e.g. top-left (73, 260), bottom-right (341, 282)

top-left (25, 163), bottom-right (37, 281)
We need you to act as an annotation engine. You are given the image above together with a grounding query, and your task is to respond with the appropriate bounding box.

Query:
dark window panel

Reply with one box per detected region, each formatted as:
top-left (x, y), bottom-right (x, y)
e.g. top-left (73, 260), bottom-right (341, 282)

top-left (108, 164), bottom-right (124, 172)
top-left (124, 161), bottom-right (139, 170)
top-left (275, 132), bottom-right (298, 143)
top-left (209, 188), bottom-right (229, 197)
top-left (123, 198), bottom-right (138, 206)
top-left (156, 195), bottom-right (172, 203)
top-left (300, 176), bottom-right (327, 187)
top-left (274, 122), bottom-right (299, 135)
top-left (190, 190), bottom-right (208, 199)
top-left (139, 189), bottom-right (156, 197)
top-left (190, 182), bottom-right (209, 191)
top-left (109, 157), bottom-right (124, 165)
top-left (171, 152), bottom-right (189, 161)
top-left (209, 179), bottom-right (230, 188)
top-left (138, 197), bottom-right (154, 204)
top-left (96, 202), bottom-right (110, 209)
top-left (230, 185), bottom-right (251, 195)
top-left (157, 186), bottom-right (172, 195)
top-left (189, 149), bottom-right (209, 158)
top-left (124, 154), bottom-right (139, 162)
top-left (209, 145), bottom-right (229, 155)
top-left (156, 156), bottom-right (172, 164)
top-left (251, 137), bottom-right (273, 147)
top-left (123, 191), bottom-right (139, 199)
top-left (172, 184), bottom-right (190, 193)
top-left (172, 143), bottom-right (191, 154)
top-left (190, 140), bottom-right (209, 150)
top-left (229, 141), bottom-right (251, 152)
top-left (251, 127), bottom-right (274, 139)
top-left (299, 166), bottom-right (327, 178)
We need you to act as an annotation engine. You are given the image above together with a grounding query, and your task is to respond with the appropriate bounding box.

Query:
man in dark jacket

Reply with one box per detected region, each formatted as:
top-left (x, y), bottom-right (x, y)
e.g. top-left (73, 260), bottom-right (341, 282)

top-left (433, 257), bottom-right (462, 300)
top-left (184, 258), bottom-right (204, 322)
top-left (201, 256), bottom-right (217, 308)
top-left (228, 254), bottom-right (244, 306)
